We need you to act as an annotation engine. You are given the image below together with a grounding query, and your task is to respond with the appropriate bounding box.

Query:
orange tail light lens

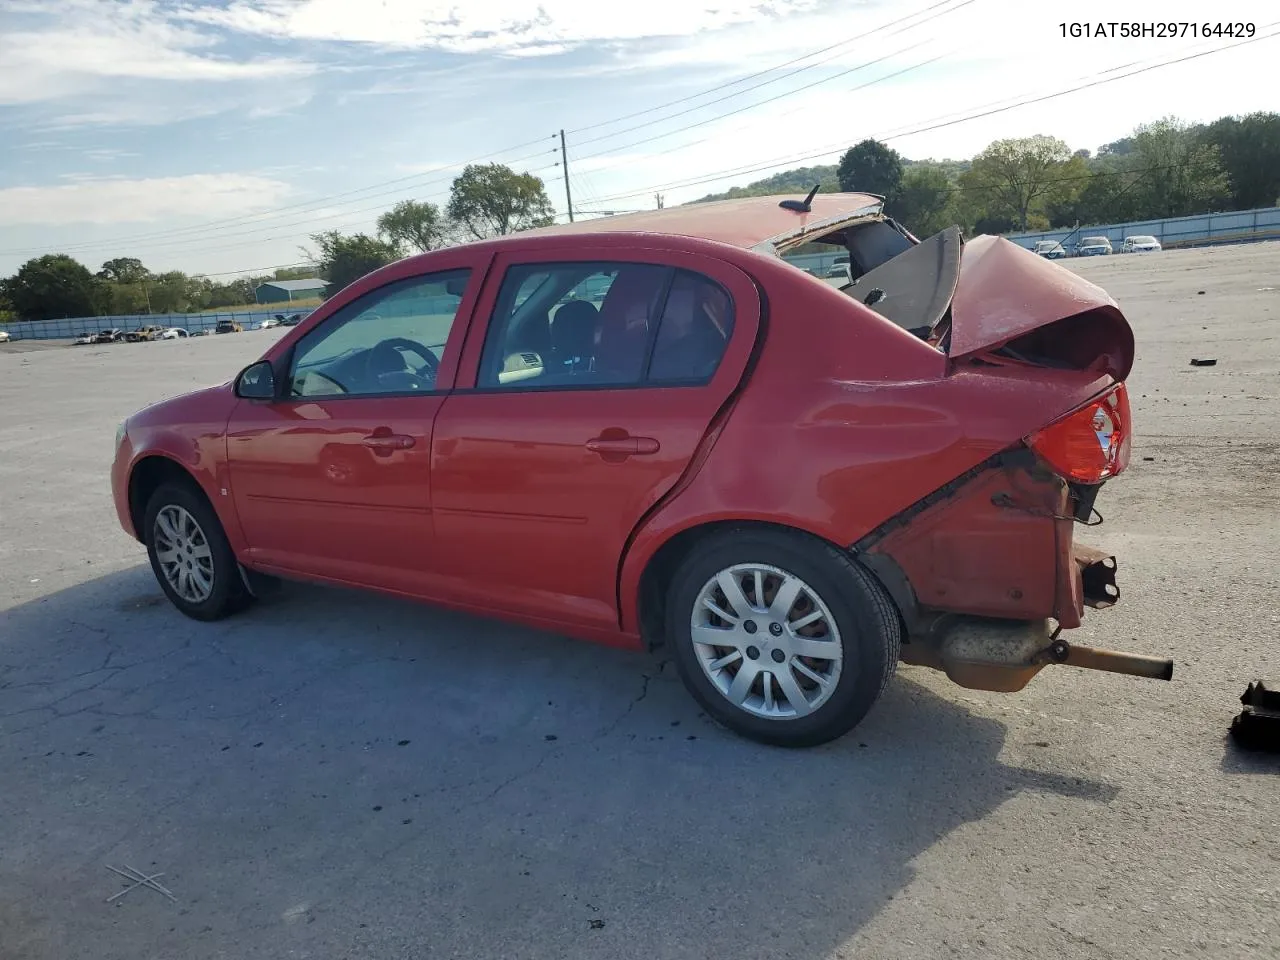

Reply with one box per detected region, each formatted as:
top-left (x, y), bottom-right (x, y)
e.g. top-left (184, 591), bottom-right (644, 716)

top-left (1027, 382), bottom-right (1131, 483)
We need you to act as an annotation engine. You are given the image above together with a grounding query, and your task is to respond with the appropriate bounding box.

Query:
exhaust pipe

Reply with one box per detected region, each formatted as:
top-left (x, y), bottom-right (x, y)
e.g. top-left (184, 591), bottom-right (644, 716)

top-left (1046, 638), bottom-right (1173, 681)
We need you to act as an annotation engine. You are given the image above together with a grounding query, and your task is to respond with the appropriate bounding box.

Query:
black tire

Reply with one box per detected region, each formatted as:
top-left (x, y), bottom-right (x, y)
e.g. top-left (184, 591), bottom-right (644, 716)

top-left (665, 527), bottom-right (901, 748)
top-left (143, 480), bottom-right (252, 622)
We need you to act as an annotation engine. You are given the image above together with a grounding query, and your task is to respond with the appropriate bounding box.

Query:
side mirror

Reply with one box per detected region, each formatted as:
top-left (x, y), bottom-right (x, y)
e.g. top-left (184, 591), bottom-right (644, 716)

top-left (235, 360), bottom-right (277, 400)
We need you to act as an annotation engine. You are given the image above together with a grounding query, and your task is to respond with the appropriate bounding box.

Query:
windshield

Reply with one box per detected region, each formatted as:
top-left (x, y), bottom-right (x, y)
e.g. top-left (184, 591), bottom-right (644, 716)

top-left (1082, 237), bottom-right (1108, 245)
top-left (1129, 236), bottom-right (1155, 243)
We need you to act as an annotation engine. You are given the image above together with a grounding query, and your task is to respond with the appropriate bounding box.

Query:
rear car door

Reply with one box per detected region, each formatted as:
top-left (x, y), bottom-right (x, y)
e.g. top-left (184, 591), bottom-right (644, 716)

top-left (225, 263), bottom-right (481, 592)
top-left (430, 248), bottom-right (761, 631)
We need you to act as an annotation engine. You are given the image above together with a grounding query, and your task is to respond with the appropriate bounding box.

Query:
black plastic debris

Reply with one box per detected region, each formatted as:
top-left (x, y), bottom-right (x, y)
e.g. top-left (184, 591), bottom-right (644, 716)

top-left (1230, 680), bottom-right (1280, 752)
top-left (1189, 358), bottom-right (1218, 366)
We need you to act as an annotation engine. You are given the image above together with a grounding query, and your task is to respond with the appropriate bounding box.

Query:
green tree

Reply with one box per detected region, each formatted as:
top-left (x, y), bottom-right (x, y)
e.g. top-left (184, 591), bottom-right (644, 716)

top-left (1205, 112), bottom-right (1280, 211)
top-left (377, 199), bottom-right (448, 253)
top-left (97, 257), bottom-right (149, 285)
top-left (96, 257), bottom-right (153, 314)
top-left (958, 135), bottom-right (1082, 231)
top-left (895, 164), bottom-right (955, 236)
top-left (447, 164), bottom-right (556, 240)
top-left (1046, 157), bottom-right (1143, 228)
top-left (836, 140), bottom-right (905, 206)
top-left (306, 231), bottom-right (403, 297)
top-left (1129, 117), bottom-right (1229, 218)
top-left (1, 254), bottom-right (107, 320)
top-left (148, 271), bottom-right (197, 314)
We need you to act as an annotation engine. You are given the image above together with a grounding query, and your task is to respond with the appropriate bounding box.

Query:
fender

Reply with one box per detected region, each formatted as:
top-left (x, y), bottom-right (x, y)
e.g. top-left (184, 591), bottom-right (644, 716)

top-left (114, 384), bottom-right (246, 553)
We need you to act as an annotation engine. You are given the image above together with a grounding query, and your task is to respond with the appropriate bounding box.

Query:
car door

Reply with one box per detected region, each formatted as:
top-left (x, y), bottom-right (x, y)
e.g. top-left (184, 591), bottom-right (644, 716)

top-left (430, 248), bottom-right (760, 631)
top-left (225, 263), bottom-right (483, 592)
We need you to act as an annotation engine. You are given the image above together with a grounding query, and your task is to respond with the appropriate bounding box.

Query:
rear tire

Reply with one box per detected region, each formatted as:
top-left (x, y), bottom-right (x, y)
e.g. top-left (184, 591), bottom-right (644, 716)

top-left (665, 527), bottom-right (900, 748)
top-left (143, 481), bottom-right (252, 622)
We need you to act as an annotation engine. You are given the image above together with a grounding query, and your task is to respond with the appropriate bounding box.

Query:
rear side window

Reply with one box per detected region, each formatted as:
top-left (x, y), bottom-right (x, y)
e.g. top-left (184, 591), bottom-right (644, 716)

top-left (477, 262), bottom-right (735, 390)
top-left (647, 271), bottom-right (735, 383)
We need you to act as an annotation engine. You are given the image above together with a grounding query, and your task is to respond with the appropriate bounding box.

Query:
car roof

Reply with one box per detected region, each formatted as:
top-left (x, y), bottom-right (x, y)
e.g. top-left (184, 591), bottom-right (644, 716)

top-left (488, 192), bottom-right (885, 254)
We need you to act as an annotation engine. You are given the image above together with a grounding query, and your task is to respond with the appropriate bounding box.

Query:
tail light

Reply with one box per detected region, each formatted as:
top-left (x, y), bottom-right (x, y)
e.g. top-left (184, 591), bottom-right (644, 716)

top-left (1027, 382), bottom-right (1131, 483)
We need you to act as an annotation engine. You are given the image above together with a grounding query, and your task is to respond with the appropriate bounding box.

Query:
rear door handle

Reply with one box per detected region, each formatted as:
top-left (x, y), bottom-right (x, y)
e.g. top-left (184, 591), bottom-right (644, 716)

top-left (585, 436), bottom-right (660, 456)
top-left (363, 432), bottom-right (415, 452)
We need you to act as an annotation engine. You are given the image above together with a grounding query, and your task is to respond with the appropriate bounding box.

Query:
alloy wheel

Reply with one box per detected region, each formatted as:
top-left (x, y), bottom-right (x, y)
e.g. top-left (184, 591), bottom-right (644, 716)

top-left (690, 563), bottom-right (843, 719)
top-left (153, 504), bottom-right (215, 604)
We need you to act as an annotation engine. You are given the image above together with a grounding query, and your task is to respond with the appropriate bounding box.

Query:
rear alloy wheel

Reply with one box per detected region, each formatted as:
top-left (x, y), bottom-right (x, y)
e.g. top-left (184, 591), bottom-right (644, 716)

top-left (144, 481), bottom-right (251, 621)
top-left (666, 528), bottom-right (900, 748)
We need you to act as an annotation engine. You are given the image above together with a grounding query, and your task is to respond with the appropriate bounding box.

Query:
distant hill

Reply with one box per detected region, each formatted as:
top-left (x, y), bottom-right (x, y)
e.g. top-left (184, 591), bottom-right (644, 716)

top-left (690, 157), bottom-right (971, 204)
top-left (692, 165), bottom-right (839, 203)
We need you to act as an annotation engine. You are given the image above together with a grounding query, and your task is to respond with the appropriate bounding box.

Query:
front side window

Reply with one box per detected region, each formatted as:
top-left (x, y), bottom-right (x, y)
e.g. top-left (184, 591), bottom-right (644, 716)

top-left (477, 261), bottom-right (735, 390)
top-left (287, 270), bottom-right (470, 398)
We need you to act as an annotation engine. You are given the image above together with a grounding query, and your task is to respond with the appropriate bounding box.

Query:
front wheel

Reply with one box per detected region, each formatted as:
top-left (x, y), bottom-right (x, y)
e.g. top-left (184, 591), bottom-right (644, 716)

top-left (144, 481), bottom-right (251, 621)
top-left (665, 528), bottom-right (901, 748)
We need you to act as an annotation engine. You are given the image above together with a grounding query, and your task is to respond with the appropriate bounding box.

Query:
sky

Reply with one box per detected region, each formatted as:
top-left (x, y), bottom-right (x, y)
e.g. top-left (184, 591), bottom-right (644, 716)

top-left (0, 0), bottom-right (1275, 279)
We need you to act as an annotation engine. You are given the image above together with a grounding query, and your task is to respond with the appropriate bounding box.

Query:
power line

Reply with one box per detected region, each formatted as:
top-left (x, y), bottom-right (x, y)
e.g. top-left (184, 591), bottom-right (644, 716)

top-left (582, 26), bottom-right (1279, 205)
top-left (571, 44), bottom-right (948, 169)
top-left (566, 0), bottom-right (970, 136)
top-left (573, 25), bottom-right (1259, 187)
top-left (0, 142), bottom-right (559, 258)
top-left (568, 0), bottom-right (975, 150)
top-left (0, 0), bottom-right (974, 261)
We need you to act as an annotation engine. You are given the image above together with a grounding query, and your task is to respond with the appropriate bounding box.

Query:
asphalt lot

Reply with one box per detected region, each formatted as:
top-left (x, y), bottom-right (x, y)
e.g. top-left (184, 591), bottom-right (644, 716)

top-left (1, 244), bottom-right (1278, 960)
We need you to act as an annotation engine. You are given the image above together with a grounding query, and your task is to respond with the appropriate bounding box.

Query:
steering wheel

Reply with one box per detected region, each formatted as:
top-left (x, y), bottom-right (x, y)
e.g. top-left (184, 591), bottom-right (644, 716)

top-left (364, 337), bottom-right (440, 391)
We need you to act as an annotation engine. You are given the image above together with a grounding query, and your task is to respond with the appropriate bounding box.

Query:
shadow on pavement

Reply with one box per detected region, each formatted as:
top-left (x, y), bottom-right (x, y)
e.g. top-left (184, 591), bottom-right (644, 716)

top-left (1, 566), bottom-right (1119, 960)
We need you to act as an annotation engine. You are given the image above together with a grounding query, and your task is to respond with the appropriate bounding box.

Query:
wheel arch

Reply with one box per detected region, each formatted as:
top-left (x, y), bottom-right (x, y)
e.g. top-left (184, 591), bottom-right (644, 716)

top-left (630, 518), bottom-right (909, 652)
top-left (127, 454), bottom-right (211, 542)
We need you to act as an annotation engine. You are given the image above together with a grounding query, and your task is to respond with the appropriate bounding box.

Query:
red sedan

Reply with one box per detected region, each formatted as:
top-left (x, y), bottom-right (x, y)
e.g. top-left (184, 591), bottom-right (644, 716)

top-left (111, 193), bottom-right (1172, 747)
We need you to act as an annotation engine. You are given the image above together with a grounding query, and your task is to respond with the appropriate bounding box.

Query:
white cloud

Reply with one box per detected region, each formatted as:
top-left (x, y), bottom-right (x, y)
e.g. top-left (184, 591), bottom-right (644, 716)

top-left (0, 0), bottom-right (314, 106)
top-left (0, 174), bottom-right (293, 226)
top-left (178, 0), bottom-right (826, 54)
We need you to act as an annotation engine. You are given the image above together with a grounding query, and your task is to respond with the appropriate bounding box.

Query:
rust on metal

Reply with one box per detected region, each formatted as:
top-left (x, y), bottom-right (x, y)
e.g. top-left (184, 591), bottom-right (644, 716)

top-left (1045, 637), bottom-right (1173, 680)
top-left (1074, 545), bottom-right (1120, 609)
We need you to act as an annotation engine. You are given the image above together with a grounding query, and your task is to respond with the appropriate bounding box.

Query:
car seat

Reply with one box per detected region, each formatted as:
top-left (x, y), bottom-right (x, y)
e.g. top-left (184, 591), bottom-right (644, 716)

top-left (550, 300), bottom-right (599, 374)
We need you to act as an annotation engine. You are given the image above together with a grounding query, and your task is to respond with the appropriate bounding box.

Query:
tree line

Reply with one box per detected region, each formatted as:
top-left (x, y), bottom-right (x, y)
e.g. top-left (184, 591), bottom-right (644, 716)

top-left (0, 162), bottom-right (556, 323)
top-left (702, 111), bottom-right (1280, 240)
top-left (3, 112), bottom-right (1277, 323)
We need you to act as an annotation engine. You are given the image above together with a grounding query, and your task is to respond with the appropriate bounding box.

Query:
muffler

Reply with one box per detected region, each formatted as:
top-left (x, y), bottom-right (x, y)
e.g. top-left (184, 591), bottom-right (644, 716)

top-left (902, 614), bottom-right (1174, 692)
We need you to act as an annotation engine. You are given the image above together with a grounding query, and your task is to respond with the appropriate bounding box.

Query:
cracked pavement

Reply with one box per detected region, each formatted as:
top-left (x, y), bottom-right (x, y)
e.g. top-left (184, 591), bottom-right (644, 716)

top-left (2, 244), bottom-right (1279, 960)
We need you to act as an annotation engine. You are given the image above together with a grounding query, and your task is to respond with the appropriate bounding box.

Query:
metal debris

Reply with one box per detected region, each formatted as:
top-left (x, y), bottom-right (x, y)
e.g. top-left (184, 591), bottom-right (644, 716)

top-left (1231, 680), bottom-right (1280, 752)
top-left (1189, 358), bottom-right (1218, 366)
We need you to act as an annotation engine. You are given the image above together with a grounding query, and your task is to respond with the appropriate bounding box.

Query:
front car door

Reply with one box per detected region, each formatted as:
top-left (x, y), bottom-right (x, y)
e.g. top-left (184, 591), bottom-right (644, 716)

top-left (430, 247), bottom-right (760, 633)
top-left (225, 263), bottom-right (481, 593)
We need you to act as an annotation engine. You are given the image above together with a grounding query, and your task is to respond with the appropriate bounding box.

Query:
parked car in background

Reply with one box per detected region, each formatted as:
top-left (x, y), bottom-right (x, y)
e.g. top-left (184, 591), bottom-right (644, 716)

top-left (93, 328), bottom-right (126, 343)
top-left (126, 325), bottom-right (166, 343)
top-left (1075, 236), bottom-right (1113, 257)
top-left (1033, 240), bottom-right (1068, 259)
top-left (0, 329), bottom-right (10, 343)
top-left (111, 192), bottom-right (1169, 748)
top-left (259, 317), bottom-right (285, 330)
top-left (277, 313), bottom-right (305, 327)
top-left (215, 320), bottom-right (243, 334)
top-left (73, 333), bottom-right (95, 345)
top-left (160, 327), bottom-right (190, 340)
top-left (1121, 235), bottom-right (1162, 253)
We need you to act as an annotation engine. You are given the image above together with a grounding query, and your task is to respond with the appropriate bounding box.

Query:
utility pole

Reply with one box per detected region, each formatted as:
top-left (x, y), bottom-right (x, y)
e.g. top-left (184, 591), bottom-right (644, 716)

top-left (559, 129), bottom-right (574, 223)
top-left (655, 193), bottom-right (664, 210)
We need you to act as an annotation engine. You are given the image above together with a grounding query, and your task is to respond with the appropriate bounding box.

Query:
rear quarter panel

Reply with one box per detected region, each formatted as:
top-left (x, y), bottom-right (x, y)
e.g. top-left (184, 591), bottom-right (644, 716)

top-left (617, 251), bottom-right (1116, 634)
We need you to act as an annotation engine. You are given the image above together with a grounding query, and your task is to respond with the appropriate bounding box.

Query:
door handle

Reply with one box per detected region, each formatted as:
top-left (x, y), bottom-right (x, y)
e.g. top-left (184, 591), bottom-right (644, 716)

top-left (585, 435), bottom-right (660, 456)
top-left (363, 432), bottom-right (415, 452)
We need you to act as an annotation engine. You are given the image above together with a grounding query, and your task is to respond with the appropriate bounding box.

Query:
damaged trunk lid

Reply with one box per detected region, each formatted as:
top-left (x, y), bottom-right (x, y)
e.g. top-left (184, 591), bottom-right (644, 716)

top-left (846, 228), bottom-right (1135, 381)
